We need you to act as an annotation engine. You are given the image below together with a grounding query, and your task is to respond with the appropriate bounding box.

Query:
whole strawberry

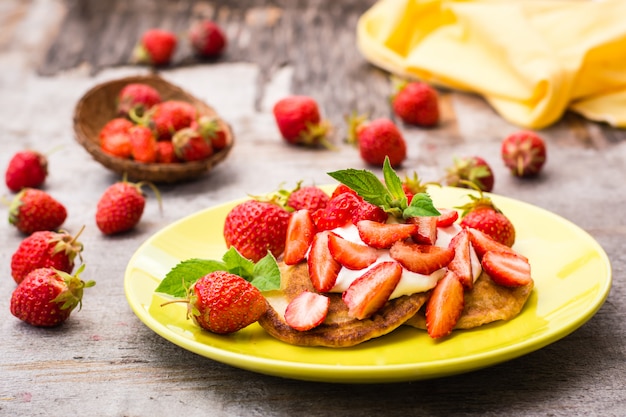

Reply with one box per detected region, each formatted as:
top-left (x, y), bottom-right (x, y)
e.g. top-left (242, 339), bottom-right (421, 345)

top-left (117, 83), bottom-right (162, 117)
top-left (128, 125), bottom-right (158, 163)
top-left (172, 127), bottom-right (214, 161)
top-left (391, 80), bottom-right (439, 127)
top-left (133, 29), bottom-right (177, 66)
top-left (9, 188), bottom-right (67, 234)
top-left (287, 185), bottom-right (330, 212)
top-left (444, 156), bottom-right (494, 192)
top-left (5, 150), bottom-right (48, 192)
top-left (95, 180), bottom-right (160, 235)
top-left (10, 265), bottom-right (95, 327)
top-left (458, 192), bottom-right (515, 247)
top-left (11, 228), bottom-right (84, 284)
top-left (223, 199), bottom-right (291, 262)
top-left (189, 19), bottom-right (227, 58)
top-left (143, 100), bottom-right (197, 141)
top-left (99, 118), bottom-right (134, 159)
top-left (501, 130), bottom-right (547, 177)
top-left (272, 95), bottom-right (331, 147)
top-left (347, 116), bottom-right (406, 167)
top-left (187, 271), bottom-right (267, 334)
top-left (156, 141), bottom-right (179, 163)
top-left (192, 116), bottom-right (228, 151)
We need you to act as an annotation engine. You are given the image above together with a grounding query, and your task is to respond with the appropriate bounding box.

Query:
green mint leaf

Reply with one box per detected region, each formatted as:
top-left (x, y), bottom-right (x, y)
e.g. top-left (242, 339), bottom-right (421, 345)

top-left (402, 193), bottom-right (441, 219)
top-left (382, 157), bottom-right (407, 207)
top-left (250, 252), bottom-right (281, 291)
top-left (155, 258), bottom-right (227, 297)
top-left (327, 168), bottom-right (392, 207)
top-left (222, 247), bottom-right (255, 280)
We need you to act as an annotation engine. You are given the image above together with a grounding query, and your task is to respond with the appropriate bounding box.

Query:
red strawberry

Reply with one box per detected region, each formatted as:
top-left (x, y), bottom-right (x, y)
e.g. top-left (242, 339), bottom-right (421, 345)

top-left (287, 185), bottom-right (330, 212)
top-left (458, 193), bottom-right (515, 247)
top-left (189, 19), bottom-right (227, 58)
top-left (501, 130), bottom-right (547, 177)
top-left (425, 270), bottom-right (464, 339)
top-left (117, 83), bottom-right (162, 117)
top-left (407, 215), bottom-right (438, 245)
top-left (435, 208), bottom-right (459, 227)
top-left (272, 95), bottom-right (331, 147)
top-left (283, 209), bottom-right (316, 266)
top-left (128, 125), bottom-right (158, 163)
top-left (307, 231), bottom-right (342, 292)
top-left (187, 271), bottom-right (267, 334)
top-left (355, 220), bottom-right (417, 249)
top-left (223, 199), bottom-right (291, 262)
top-left (99, 118), bottom-right (134, 158)
top-left (284, 291), bottom-right (329, 331)
top-left (391, 80), bottom-right (440, 127)
top-left (5, 150), bottom-right (48, 192)
top-left (144, 100), bottom-right (197, 141)
top-left (444, 156), bottom-right (495, 192)
top-left (466, 228), bottom-right (520, 260)
top-left (10, 266), bottom-right (95, 327)
top-left (352, 199), bottom-right (388, 224)
top-left (11, 229), bottom-right (84, 285)
top-left (133, 29), bottom-right (177, 66)
top-left (156, 140), bottom-right (179, 163)
top-left (342, 261), bottom-right (402, 320)
top-left (481, 251), bottom-right (532, 287)
top-left (193, 116), bottom-right (228, 151)
top-left (312, 192), bottom-right (360, 231)
top-left (9, 188), bottom-right (67, 234)
top-left (347, 116), bottom-right (406, 167)
top-left (389, 240), bottom-right (454, 275)
top-left (327, 232), bottom-right (378, 270)
top-left (447, 228), bottom-right (473, 289)
top-left (331, 183), bottom-right (358, 199)
top-left (172, 127), bottom-right (214, 161)
top-left (96, 180), bottom-right (159, 235)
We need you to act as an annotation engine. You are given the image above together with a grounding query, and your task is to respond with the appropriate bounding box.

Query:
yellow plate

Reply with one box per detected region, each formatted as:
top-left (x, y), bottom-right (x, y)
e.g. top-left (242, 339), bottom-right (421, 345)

top-left (124, 186), bottom-right (612, 383)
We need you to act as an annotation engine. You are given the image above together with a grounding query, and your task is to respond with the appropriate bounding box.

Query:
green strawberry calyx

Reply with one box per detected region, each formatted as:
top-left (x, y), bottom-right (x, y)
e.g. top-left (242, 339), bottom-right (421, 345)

top-left (52, 264), bottom-right (96, 312)
top-left (327, 156), bottom-right (440, 220)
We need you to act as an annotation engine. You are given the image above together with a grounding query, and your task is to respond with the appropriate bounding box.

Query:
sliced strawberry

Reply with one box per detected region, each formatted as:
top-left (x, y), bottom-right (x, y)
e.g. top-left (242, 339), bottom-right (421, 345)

top-left (284, 291), bottom-right (330, 331)
top-left (307, 231), bottom-right (342, 292)
top-left (342, 261), bottom-right (402, 320)
top-left (425, 270), bottom-right (465, 339)
top-left (356, 220), bottom-right (417, 249)
top-left (408, 215), bottom-right (438, 245)
top-left (389, 240), bottom-right (454, 275)
top-left (447, 228), bottom-right (473, 289)
top-left (284, 209), bottom-right (315, 265)
top-left (435, 208), bottom-right (459, 227)
top-left (327, 232), bottom-right (378, 270)
top-left (481, 251), bottom-right (532, 287)
top-left (467, 227), bottom-right (522, 260)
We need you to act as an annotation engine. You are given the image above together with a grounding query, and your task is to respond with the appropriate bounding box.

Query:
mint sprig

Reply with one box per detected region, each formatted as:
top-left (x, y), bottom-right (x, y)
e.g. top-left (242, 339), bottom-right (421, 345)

top-left (154, 247), bottom-right (281, 298)
top-left (327, 156), bottom-right (440, 219)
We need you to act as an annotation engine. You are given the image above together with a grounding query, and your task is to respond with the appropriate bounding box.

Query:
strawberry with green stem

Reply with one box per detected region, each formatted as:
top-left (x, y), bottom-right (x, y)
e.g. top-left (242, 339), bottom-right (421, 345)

top-left (444, 156), bottom-right (495, 192)
top-left (501, 130), bottom-right (547, 177)
top-left (272, 95), bottom-right (333, 148)
top-left (9, 188), bottom-right (67, 234)
top-left (10, 265), bottom-right (95, 327)
top-left (11, 227), bottom-right (84, 284)
top-left (457, 188), bottom-right (516, 247)
top-left (346, 115), bottom-right (407, 168)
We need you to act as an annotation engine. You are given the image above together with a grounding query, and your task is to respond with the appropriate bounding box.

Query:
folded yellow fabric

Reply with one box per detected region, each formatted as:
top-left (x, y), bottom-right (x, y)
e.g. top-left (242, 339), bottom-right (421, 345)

top-left (357, 0), bottom-right (626, 129)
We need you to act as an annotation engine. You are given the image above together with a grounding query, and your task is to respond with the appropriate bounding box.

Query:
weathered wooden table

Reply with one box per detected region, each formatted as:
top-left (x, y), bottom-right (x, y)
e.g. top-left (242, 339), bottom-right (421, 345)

top-left (1, 1), bottom-right (624, 416)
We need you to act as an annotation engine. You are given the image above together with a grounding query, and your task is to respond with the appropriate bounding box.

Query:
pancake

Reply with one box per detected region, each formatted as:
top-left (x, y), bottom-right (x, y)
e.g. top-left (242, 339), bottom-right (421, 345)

top-left (405, 272), bottom-right (534, 330)
top-left (258, 262), bottom-right (429, 347)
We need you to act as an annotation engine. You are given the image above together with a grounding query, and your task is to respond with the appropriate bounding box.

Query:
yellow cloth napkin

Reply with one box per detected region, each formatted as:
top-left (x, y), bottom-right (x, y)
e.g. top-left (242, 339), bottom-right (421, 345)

top-left (357, 0), bottom-right (626, 129)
